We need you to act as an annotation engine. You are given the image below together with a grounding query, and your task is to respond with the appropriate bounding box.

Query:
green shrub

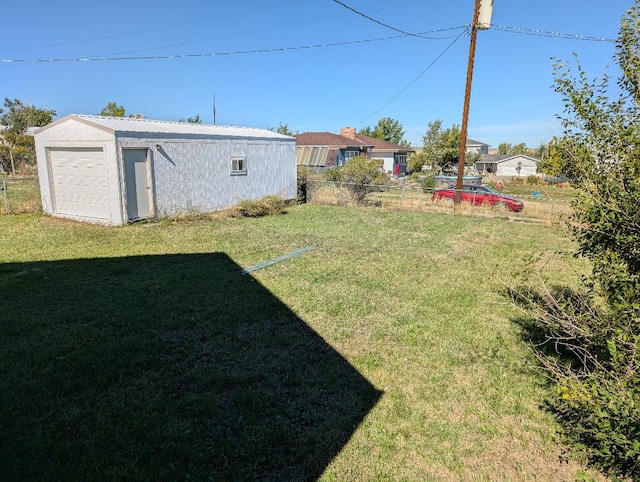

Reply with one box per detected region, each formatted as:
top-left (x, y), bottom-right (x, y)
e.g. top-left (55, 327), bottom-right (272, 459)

top-left (323, 155), bottom-right (390, 205)
top-left (421, 174), bottom-right (435, 191)
top-left (526, 175), bottom-right (541, 185)
top-left (323, 167), bottom-right (342, 182)
top-left (513, 4), bottom-right (640, 479)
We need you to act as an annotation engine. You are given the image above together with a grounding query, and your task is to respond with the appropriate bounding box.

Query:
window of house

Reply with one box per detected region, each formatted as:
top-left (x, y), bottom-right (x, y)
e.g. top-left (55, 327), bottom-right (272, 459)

top-left (337, 149), bottom-right (359, 166)
top-left (230, 156), bottom-right (247, 175)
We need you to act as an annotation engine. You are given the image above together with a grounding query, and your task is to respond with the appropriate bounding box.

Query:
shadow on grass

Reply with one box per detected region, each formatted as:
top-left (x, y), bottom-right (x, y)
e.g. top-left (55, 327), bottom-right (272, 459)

top-left (0, 253), bottom-right (382, 481)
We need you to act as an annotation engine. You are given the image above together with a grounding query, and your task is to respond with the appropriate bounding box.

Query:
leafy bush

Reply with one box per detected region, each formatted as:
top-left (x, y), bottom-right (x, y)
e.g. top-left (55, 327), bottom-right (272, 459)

top-left (324, 167), bottom-right (342, 182)
top-left (513, 4), bottom-right (640, 479)
top-left (526, 175), bottom-right (541, 185)
top-left (323, 155), bottom-right (389, 205)
top-left (421, 174), bottom-right (436, 191)
top-left (407, 151), bottom-right (428, 174)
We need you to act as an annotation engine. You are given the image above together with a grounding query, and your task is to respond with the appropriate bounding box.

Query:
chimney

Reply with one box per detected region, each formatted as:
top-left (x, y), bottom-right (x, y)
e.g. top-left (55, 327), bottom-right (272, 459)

top-left (340, 127), bottom-right (356, 140)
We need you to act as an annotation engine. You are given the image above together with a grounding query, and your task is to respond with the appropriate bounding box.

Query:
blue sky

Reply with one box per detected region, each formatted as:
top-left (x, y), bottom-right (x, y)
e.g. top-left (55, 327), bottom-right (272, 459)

top-left (0, 0), bottom-right (631, 148)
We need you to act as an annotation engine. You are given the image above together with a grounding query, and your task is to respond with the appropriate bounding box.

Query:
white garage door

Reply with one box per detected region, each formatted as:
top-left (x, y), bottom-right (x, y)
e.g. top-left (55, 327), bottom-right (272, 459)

top-left (49, 147), bottom-right (111, 220)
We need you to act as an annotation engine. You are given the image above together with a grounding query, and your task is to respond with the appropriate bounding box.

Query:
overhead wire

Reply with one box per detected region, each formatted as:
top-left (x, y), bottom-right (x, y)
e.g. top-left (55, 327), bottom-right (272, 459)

top-left (329, 0), bottom-right (450, 39)
top-left (0, 0), bottom-right (433, 56)
top-left (355, 29), bottom-right (467, 125)
top-left (0, 0), bottom-right (616, 64)
top-left (0, 0), bottom-right (302, 53)
top-left (0, 0), bottom-right (618, 128)
top-left (0, 21), bottom-right (617, 64)
top-left (91, 19), bottom-right (462, 59)
top-left (0, 31), bottom-right (465, 64)
top-left (492, 25), bottom-right (616, 43)
top-left (324, 0), bottom-right (617, 122)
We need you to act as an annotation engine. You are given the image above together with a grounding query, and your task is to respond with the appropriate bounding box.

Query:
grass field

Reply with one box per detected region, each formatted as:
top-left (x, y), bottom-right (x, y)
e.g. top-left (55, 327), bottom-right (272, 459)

top-left (0, 205), bottom-right (605, 480)
top-left (0, 177), bottom-right (41, 214)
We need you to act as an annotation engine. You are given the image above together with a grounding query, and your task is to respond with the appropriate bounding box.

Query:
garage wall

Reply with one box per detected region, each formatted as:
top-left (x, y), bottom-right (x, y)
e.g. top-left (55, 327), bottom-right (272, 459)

top-left (117, 135), bottom-right (296, 216)
top-left (497, 157), bottom-right (539, 177)
top-left (35, 119), bottom-right (123, 225)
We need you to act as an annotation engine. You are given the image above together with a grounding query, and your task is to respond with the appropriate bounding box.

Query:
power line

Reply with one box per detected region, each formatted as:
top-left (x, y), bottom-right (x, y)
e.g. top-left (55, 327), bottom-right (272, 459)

top-left (492, 24), bottom-right (616, 43)
top-left (0, 30), bottom-right (466, 64)
top-left (356, 30), bottom-right (466, 125)
top-left (0, 22), bottom-right (617, 64)
top-left (0, 0), bottom-right (302, 53)
top-left (330, 0), bottom-right (617, 44)
top-left (0, 0), bottom-right (430, 56)
top-left (92, 19), bottom-right (462, 60)
top-left (330, 0), bottom-right (448, 39)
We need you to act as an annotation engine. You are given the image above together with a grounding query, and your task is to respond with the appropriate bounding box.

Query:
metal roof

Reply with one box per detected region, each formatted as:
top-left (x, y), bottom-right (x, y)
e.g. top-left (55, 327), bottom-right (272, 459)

top-left (36, 114), bottom-right (294, 140)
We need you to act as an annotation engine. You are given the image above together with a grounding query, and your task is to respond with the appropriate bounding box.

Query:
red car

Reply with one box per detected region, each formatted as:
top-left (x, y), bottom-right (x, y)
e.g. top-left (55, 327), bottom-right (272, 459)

top-left (432, 184), bottom-right (524, 212)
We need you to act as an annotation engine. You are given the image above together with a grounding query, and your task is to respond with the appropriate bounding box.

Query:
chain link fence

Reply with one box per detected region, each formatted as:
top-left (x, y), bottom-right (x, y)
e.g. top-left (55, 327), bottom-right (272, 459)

top-left (1, 176), bottom-right (572, 225)
top-left (1, 177), bottom-right (41, 214)
top-left (305, 180), bottom-right (573, 226)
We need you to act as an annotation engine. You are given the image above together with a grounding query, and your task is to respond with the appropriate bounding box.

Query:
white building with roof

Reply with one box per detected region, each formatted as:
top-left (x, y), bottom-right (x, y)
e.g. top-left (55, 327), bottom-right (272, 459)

top-left (34, 114), bottom-right (296, 225)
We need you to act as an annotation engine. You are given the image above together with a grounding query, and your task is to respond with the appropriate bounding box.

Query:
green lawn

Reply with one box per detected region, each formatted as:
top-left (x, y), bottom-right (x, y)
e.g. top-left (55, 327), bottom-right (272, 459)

top-left (0, 177), bottom-right (41, 214)
top-left (0, 206), bottom-right (603, 480)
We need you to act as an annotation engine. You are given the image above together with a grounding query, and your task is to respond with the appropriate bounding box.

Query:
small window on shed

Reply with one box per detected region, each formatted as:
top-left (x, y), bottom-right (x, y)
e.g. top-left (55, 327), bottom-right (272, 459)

top-left (230, 156), bottom-right (247, 175)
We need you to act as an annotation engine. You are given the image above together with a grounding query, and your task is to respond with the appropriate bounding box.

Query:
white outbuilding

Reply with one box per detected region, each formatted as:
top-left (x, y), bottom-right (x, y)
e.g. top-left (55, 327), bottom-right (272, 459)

top-left (474, 154), bottom-right (541, 177)
top-left (34, 114), bottom-right (296, 225)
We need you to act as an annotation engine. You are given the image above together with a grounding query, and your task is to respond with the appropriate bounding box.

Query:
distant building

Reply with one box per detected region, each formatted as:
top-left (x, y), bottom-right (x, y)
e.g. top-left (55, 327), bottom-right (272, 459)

top-left (474, 154), bottom-right (541, 177)
top-left (466, 138), bottom-right (490, 155)
top-left (295, 127), bottom-right (414, 176)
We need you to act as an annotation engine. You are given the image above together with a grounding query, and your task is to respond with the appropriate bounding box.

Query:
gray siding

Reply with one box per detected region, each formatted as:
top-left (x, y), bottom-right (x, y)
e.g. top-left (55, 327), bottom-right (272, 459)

top-left (116, 135), bottom-right (296, 216)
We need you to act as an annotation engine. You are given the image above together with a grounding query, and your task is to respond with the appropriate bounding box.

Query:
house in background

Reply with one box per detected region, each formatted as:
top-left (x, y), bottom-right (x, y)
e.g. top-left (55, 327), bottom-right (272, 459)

top-left (295, 127), bottom-right (414, 176)
top-left (466, 138), bottom-right (490, 155)
top-left (474, 153), bottom-right (541, 177)
top-left (294, 130), bottom-right (372, 170)
top-left (34, 114), bottom-right (296, 226)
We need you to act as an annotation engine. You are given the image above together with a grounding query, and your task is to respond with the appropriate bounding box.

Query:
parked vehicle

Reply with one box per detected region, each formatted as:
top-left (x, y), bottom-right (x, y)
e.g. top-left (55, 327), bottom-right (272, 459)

top-left (432, 184), bottom-right (524, 212)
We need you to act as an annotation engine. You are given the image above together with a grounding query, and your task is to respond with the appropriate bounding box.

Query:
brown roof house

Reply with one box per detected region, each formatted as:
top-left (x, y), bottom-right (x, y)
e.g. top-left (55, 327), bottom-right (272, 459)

top-left (295, 127), bottom-right (415, 176)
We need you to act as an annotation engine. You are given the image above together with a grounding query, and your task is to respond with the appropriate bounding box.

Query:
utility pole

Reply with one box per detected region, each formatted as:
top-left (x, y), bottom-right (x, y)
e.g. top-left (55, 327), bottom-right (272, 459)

top-left (455, 0), bottom-right (494, 202)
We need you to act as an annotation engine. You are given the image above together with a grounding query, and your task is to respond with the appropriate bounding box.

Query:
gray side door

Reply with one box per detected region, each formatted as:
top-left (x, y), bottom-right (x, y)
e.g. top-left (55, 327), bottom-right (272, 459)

top-left (123, 148), bottom-right (153, 221)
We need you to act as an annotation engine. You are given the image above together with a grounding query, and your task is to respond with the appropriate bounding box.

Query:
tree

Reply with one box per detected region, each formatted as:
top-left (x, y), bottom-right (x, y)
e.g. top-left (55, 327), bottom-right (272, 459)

top-left (179, 114), bottom-right (203, 124)
top-left (268, 122), bottom-right (295, 136)
top-left (536, 137), bottom-right (589, 179)
top-left (497, 142), bottom-right (510, 154)
top-left (535, 140), bottom-right (551, 160)
top-left (497, 142), bottom-right (527, 155)
top-left (515, 3), bottom-right (640, 478)
top-left (0, 98), bottom-right (56, 175)
top-left (418, 120), bottom-right (461, 170)
top-left (324, 155), bottom-right (389, 204)
top-left (359, 117), bottom-right (409, 146)
top-left (0, 98), bottom-right (56, 134)
top-left (99, 102), bottom-right (125, 117)
top-left (440, 125), bottom-right (461, 165)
